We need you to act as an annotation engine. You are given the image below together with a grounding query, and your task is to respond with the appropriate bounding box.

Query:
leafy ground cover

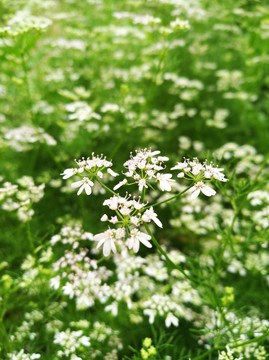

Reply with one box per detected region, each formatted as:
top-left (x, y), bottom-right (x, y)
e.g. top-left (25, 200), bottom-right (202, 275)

top-left (0, 0), bottom-right (269, 359)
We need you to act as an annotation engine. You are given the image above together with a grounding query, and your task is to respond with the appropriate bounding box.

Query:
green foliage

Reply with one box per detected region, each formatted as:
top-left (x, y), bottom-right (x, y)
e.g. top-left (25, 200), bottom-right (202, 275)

top-left (0, 0), bottom-right (269, 359)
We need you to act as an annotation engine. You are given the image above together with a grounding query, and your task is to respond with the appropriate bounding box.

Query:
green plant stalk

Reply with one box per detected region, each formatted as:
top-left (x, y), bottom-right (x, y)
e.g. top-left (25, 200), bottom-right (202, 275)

top-left (20, 51), bottom-right (34, 123)
top-left (144, 223), bottom-right (198, 284)
top-left (96, 178), bottom-right (118, 196)
top-left (26, 221), bottom-right (34, 252)
top-left (108, 35), bottom-right (170, 159)
top-left (146, 184), bottom-right (193, 209)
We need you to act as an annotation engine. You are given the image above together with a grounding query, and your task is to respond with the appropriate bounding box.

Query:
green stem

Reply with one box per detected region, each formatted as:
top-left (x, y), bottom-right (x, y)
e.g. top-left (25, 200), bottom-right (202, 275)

top-left (96, 179), bottom-right (118, 196)
top-left (20, 51), bottom-right (34, 123)
top-left (146, 184), bottom-right (193, 209)
top-left (144, 223), bottom-right (198, 284)
top-left (26, 221), bottom-right (34, 252)
top-left (0, 298), bottom-right (11, 352)
top-left (109, 128), bottom-right (130, 159)
top-left (45, 144), bottom-right (64, 171)
top-left (141, 186), bottom-right (146, 203)
top-left (108, 37), bottom-right (170, 159)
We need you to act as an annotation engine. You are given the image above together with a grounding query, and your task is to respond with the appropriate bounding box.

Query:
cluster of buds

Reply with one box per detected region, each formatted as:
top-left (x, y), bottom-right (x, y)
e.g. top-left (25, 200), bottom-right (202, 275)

top-left (114, 148), bottom-right (174, 192)
top-left (171, 158), bottom-right (228, 199)
top-left (61, 153), bottom-right (118, 195)
top-left (93, 194), bottom-right (162, 256)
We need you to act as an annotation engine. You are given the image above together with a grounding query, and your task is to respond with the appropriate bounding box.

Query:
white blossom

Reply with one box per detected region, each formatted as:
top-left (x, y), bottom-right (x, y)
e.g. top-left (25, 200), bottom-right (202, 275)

top-left (113, 179), bottom-right (127, 190)
top-left (165, 312), bottom-right (179, 327)
top-left (126, 229), bottom-right (152, 253)
top-left (71, 177), bottom-right (94, 195)
top-left (189, 181), bottom-right (216, 199)
top-left (156, 173), bottom-right (175, 191)
top-left (142, 207), bottom-right (162, 228)
top-left (94, 228), bottom-right (125, 256)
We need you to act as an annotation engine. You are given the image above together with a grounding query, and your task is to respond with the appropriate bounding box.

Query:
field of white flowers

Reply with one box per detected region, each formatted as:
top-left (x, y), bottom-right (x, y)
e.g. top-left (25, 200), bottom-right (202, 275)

top-left (0, 0), bottom-right (269, 359)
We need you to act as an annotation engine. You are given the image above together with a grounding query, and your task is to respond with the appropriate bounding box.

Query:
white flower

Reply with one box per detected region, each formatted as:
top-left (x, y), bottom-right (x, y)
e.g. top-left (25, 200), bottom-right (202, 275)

top-left (50, 276), bottom-right (60, 290)
top-left (138, 179), bottom-right (148, 192)
top-left (171, 162), bottom-right (188, 170)
top-left (71, 177), bottom-right (94, 195)
top-left (94, 230), bottom-right (117, 256)
top-left (94, 228), bottom-right (124, 256)
top-left (142, 207), bottom-right (162, 228)
top-left (105, 301), bottom-right (118, 316)
top-left (130, 216), bottom-right (140, 226)
top-left (107, 168), bottom-right (119, 177)
top-left (127, 229), bottom-right (152, 253)
top-left (71, 355), bottom-right (82, 360)
top-left (109, 216), bottom-right (118, 224)
top-left (170, 18), bottom-right (190, 31)
top-left (165, 312), bottom-right (179, 327)
top-left (156, 173), bottom-right (175, 191)
top-left (61, 168), bottom-right (77, 179)
top-left (113, 179), bottom-right (127, 190)
top-left (189, 181), bottom-right (216, 199)
top-left (143, 309), bottom-right (156, 324)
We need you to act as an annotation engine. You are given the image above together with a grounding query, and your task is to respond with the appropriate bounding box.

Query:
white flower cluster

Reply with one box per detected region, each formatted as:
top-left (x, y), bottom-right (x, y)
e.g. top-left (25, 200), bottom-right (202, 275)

top-left (7, 350), bottom-right (40, 360)
top-left (53, 329), bottom-right (90, 358)
top-left (170, 18), bottom-right (190, 31)
top-left (171, 157), bottom-right (228, 199)
top-left (10, 310), bottom-right (43, 343)
top-left (50, 224), bottom-right (94, 249)
top-left (0, 11), bottom-right (52, 36)
top-left (4, 125), bottom-right (56, 151)
top-left (114, 148), bottom-right (174, 192)
top-left (114, 12), bottom-right (161, 26)
top-left (61, 154), bottom-right (118, 195)
top-left (143, 294), bottom-right (183, 327)
top-left (199, 308), bottom-right (269, 354)
top-left (65, 101), bottom-right (101, 122)
top-left (0, 176), bottom-right (45, 222)
top-left (51, 38), bottom-right (86, 51)
top-left (50, 248), bottom-right (113, 310)
top-left (94, 194), bottom-right (163, 256)
top-left (218, 347), bottom-right (237, 360)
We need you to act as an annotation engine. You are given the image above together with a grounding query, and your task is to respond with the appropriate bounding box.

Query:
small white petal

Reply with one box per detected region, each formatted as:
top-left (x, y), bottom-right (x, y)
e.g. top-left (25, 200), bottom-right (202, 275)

top-left (71, 180), bottom-right (84, 188)
top-left (113, 179), bottom-right (127, 190)
top-left (107, 168), bottom-right (119, 177)
top-left (190, 188), bottom-right (200, 199)
top-left (201, 186), bottom-right (216, 197)
top-left (133, 240), bottom-right (140, 253)
top-left (84, 183), bottom-right (92, 195)
top-left (77, 184), bottom-right (85, 195)
top-left (152, 216), bottom-right (163, 228)
top-left (103, 241), bottom-right (112, 256)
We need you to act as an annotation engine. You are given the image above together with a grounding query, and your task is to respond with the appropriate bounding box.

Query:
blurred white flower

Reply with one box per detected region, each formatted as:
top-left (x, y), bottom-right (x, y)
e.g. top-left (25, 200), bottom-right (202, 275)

top-left (165, 312), bottom-right (179, 327)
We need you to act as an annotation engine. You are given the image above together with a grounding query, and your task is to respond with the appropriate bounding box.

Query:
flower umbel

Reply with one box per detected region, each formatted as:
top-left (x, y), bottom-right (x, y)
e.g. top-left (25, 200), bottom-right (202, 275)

top-left (113, 148), bottom-right (173, 193)
top-left (61, 153), bottom-right (118, 195)
top-left (171, 157), bottom-right (228, 198)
